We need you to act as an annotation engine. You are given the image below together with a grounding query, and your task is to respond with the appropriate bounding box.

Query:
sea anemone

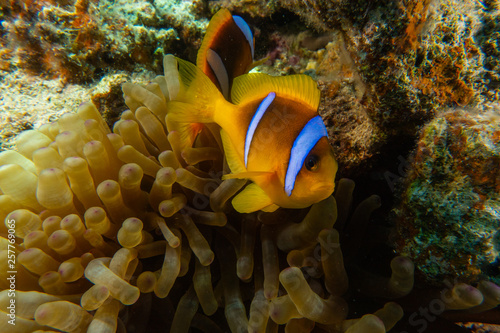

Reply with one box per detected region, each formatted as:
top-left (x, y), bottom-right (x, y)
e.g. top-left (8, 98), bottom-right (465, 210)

top-left (0, 56), bottom-right (498, 332)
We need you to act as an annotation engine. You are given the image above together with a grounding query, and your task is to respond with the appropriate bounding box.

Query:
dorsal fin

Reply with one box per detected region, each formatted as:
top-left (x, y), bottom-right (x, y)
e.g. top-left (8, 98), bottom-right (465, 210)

top-left (231, 73), bottom-right (320, 110)
top-left (196, 8), bottom-right (254, 100)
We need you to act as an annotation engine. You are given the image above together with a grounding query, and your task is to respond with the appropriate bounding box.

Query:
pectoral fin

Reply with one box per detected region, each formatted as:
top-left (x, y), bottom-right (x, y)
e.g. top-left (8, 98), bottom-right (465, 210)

top-left (232, 183), bottom-right (276, 213)
top-left (220, 129), bottom-right (246, 174)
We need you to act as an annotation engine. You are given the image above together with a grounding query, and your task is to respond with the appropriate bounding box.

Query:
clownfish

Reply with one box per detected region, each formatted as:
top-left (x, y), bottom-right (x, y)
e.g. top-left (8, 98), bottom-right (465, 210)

top-left (164, 10), bottom-right (338, 213)
top-left (196, 8), bottom-right (256, 100)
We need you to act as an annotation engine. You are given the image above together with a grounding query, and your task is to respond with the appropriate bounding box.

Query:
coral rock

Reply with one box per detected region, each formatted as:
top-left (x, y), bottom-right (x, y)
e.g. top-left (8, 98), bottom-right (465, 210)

top-left (396, 107), bottom-right (500, 286)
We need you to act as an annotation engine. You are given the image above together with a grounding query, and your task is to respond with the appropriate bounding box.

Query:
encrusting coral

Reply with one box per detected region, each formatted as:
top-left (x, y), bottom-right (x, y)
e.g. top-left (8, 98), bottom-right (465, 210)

top-left (0, 0), bottom-right (207, 83)
top-left (1, 54), bottom-right (500, 333)
top-left (395, 107), bottom-right (500, 286)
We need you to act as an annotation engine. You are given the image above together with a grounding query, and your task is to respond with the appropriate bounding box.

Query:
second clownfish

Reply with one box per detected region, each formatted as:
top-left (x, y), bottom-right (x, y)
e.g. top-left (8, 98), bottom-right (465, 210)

top-left (165, 9), bottom-right (338, 213)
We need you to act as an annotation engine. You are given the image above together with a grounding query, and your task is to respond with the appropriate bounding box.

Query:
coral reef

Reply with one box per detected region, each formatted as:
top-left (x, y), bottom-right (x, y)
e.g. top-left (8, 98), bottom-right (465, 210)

top-left (0, 0), bottom-right (207, 82)
top-left (1, 1), bottom-right (500, 332)
top-left (395, 107), bottom-right (500, 286)
top-left (214, 0), bottom-right (278, 19)
top-left (475, 0), bottom-right (500, 100)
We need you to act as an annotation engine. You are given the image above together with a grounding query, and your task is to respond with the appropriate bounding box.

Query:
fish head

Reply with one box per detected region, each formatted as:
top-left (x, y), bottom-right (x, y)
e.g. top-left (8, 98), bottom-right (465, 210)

top-left (287, 137), bottom-right (337, 206)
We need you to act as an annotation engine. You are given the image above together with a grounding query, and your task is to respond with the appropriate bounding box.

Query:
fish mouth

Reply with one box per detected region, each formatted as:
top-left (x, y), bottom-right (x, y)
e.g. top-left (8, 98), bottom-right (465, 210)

top-left (291, 182), bottom-right (334, 203)
top-left (310, 182), bottom-right (335, 194)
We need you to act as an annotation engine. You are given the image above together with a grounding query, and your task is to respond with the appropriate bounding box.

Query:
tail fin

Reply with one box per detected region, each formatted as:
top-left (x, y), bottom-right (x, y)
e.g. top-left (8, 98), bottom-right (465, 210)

top-left (164, 54), bottom-right (224, 124)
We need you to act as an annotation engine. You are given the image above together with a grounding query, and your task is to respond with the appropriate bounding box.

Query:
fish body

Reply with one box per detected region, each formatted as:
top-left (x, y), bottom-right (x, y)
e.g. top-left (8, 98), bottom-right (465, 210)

top-left (164, 9), bottom-right (337, 213)
top-left (166, 56), bottom-right (337, 213)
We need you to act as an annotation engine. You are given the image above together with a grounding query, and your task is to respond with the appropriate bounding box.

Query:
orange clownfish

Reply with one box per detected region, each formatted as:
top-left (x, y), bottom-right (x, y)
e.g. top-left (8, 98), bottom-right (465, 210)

top-left (165, 10), bottom-right (338, 213)
top-left (196, 8), bottom-right (256, 100)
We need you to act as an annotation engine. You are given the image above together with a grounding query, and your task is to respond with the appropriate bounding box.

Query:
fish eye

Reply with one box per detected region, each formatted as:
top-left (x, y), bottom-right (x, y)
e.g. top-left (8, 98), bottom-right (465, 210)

top-left (305, 154), bottom-right (320, 171)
